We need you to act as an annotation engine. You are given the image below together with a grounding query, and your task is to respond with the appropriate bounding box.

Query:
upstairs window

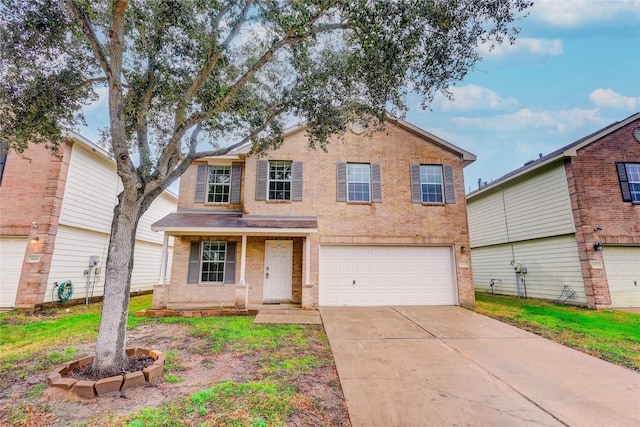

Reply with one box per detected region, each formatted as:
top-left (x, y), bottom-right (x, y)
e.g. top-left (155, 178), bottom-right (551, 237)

top-left (419, 165), bottom-right (444, 203)
top-left (207, 166), bottom-right (231, 203)
top-left (255, 160), bottom-right (303, 201)
top-left (617, 162), bottom-right (640, 202)
top-left (194, 164), bottom-right (241, 204)
top-left (268, 161), bottom-right (292, 200)
top-left (347, 163), bottom-right (371, 202)
top-left (410, 164), bottom-right (456, 204)
top-left (336, 162), bottom-right (382, 203)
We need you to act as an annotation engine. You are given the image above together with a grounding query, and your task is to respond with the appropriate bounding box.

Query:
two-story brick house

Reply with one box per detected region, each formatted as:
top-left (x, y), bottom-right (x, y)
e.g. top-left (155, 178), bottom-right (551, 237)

top-left (151, 118), bottom-right (476, 309)
top-left (467, 113), bottom-right (640, 309)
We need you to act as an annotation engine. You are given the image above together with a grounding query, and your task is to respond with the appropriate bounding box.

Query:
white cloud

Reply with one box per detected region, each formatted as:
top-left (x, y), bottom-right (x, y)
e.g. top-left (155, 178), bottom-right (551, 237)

top-left (451, 108), bottom-right (601, 132)
top-left (531, 0), bottom-right (640, 27)
top-left (82, 86), bottom-right (108, 114)
top-left (589, 88), bottom-right (640, 110)
top-left (480, 38), bottom-right (564, 57)
top-left (434, 85), bottom-right (518, 111)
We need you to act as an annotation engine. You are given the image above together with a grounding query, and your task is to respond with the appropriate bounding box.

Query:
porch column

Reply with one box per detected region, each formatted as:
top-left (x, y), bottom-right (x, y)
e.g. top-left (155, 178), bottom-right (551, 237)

top-left (158, 233), bottom-right (169, 284)
top-left (239, 234), bottom-right (247, 285)
top-left (305, 234), bottom-right (311, 286)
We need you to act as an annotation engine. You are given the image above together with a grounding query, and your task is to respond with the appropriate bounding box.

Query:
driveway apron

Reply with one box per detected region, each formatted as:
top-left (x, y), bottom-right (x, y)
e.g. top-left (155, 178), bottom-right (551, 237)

top-left (320, 306), bottom-right (640, 427)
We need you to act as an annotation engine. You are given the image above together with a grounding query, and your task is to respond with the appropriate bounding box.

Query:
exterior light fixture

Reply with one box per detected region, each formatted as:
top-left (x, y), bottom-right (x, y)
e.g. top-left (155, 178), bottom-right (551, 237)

top-left (593, 242), bottom-right (603, 251)
top-left (31, 236), bottom-right (40, 244)
top-left (460, 245), bottom-right (467, 253)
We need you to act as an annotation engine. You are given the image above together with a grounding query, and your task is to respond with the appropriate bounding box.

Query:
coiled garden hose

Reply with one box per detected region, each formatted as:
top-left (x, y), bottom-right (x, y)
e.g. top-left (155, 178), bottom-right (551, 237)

top-left (52, 280), bottom-right (74, 303)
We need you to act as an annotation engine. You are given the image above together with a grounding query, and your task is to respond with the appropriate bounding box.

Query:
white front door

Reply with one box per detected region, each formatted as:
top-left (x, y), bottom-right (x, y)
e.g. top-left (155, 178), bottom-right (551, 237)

top-left (263, 240), bottom-right (293, 301)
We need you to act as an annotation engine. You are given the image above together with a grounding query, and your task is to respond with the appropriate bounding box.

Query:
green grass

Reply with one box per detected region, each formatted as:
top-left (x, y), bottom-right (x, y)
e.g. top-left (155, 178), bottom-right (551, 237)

top-left (473, 292), bottom-right (640, 371)
top-left (0, 294), bottom-right (153, 388)
top-left (1, 296), bottom-right (340, 426)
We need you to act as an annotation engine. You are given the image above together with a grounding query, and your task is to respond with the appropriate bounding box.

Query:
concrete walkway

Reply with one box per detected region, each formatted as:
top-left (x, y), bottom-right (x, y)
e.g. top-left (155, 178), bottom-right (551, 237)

top-left (320, 306), bottom-right (640, 427)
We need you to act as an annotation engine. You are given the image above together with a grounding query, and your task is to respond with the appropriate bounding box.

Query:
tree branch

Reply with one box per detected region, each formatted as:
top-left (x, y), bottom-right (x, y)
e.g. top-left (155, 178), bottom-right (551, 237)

top-left (64, 0), bottom-right (111, 78)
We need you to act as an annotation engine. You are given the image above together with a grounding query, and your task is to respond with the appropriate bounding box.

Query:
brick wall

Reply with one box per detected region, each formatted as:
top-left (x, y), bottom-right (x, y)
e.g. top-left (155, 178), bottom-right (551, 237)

top-left (172, 120), bottom-right (474, 307)
top-left (567, 118), bottom-right (640, 308)
top-left (0, 141), bottom-right (72, 309)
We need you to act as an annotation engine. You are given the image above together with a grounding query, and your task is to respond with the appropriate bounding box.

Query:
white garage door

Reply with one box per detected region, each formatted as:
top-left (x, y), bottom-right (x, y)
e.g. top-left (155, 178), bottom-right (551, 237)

top-left (0, 237), bottom-right (28, 309)
top-left (319, 245), bottom-right (456, 306)
top-left (603, 247), bottom-right (640, 307)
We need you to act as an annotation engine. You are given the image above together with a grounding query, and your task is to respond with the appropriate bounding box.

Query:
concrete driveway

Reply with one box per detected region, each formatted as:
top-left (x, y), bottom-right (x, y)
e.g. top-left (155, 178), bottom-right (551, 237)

top-left (320, 306), bottom-right (640, 427)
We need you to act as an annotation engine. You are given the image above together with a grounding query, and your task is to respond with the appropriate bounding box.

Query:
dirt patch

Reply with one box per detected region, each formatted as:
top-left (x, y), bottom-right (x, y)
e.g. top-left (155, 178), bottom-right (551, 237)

top-left (0, 322), bottom-right (350, 426)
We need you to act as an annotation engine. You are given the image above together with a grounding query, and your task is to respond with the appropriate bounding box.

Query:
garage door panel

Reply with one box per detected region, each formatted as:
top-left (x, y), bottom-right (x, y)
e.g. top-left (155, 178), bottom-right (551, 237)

top-left (319, 245), bottom-right (456, 306)
top-left (0, 238), bottom-right (28, 309)
top-left (603, 247), bottom-right (640, 307)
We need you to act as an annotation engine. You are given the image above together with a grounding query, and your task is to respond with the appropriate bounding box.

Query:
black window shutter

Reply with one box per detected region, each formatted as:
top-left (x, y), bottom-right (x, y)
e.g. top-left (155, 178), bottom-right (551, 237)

top-left (187, 241), bottom-right (201, 284)
top-left (410, 164), bottom-right (422, 203)
top-left (224, 242), bottom-right (237, 284)
top-left (336, 162), bottom-right (347, 202)
top-left (230, 164), bottom-right (242, 204)
top-left (371, 163), bottom-right (382, 203)
top-left (194, 164), bottom-right (207, 203)
top-left (616, 162), bottom-right (632, 202)
top-left (443, 165), bottom-right (456, 204)
top-left (256, 160), bottom-right (268, 200)
top-left (291, 161), bottom-right (303, 201)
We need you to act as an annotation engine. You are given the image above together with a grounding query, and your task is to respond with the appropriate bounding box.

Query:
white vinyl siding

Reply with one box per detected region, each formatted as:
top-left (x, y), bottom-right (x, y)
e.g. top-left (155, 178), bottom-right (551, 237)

top-left (468, 164), bottom-right (575, 247)
top-left (471, 235), bottom-right (587, 304)
top-left (319, 245), bottom-right (456, 306)
top-left (58, 143), bottom-right (121, 234)
top-left (603, 247), bottom-right (640, 307)
top-left (0, 237), bottom-right (28, 309)
top-left (47, 225), bottom-right (173, 303)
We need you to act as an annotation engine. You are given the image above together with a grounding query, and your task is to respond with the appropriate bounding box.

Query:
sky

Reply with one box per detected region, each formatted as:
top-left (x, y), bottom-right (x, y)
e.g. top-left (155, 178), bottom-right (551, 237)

top-left (404, 0), bottom-right (640, 193)
top-left (79, 0), bottom-right (640, 195)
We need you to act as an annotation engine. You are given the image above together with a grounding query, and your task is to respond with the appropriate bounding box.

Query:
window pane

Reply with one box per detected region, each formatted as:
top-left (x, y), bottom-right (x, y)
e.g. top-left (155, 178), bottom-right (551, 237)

top-left (628, 164), bottom-right (640, 202)
top-left (201, 241), bottom-right (226, 283)
top-left (347, 163), bottom-right (371, 202)
top-left (268, 161), bottom-right (292, 200)
top-left (420, 165), bottom-right (443, 203)
top-left (207, 166), bottom-right (231, 203)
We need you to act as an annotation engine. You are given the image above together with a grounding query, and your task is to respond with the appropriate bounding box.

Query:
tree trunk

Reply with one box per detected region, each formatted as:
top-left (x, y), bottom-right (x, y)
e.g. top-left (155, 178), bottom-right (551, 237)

top-left (92, 187), bottom-right (144, 376)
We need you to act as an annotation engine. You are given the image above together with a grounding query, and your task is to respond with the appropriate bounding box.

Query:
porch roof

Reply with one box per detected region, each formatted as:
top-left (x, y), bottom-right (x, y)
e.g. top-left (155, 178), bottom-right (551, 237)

top-left (151, 212), bottom-right (318, 236)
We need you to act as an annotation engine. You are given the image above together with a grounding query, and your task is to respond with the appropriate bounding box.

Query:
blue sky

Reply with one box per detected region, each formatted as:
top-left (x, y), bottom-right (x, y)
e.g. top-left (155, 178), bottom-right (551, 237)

top-left (79, 0), bottom-right (640, 195)
top-left (404, 0), bottom-right (640, 193)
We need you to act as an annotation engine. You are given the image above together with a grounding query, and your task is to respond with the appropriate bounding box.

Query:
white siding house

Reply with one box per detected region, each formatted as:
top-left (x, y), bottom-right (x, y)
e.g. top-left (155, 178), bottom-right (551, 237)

top-left (467, 113), bottom-right (640, 309)
top-left (0, 132), bottom-right (176, 310)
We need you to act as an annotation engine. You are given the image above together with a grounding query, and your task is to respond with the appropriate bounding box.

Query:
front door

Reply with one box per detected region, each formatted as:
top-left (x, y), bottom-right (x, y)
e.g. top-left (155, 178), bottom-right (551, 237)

top-left (263, 240), bottom-right (293, 301)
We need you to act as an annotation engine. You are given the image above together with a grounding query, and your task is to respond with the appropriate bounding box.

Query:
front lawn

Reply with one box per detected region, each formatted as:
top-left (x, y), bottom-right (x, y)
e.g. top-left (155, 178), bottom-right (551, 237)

top-left (473, 292), bottom-right (640, 371)
top-left (0, 295), bottom-right (349, 426)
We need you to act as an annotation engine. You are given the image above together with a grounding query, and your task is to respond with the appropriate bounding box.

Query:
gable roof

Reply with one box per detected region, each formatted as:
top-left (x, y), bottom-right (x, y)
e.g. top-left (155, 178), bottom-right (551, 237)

top-left (230, 116), bottom-right (476, 167)
top-left (467, 112), bottom-right (640, 200)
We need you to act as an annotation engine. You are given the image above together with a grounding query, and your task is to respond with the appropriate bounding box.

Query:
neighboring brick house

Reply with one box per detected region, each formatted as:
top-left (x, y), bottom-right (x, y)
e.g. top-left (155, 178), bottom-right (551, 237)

top-left (466, 113), bottom-right (640, 309)
top-left (151, 118), bottom-right (476, 309)
top-left (0, 132), bottom-right (177, 311)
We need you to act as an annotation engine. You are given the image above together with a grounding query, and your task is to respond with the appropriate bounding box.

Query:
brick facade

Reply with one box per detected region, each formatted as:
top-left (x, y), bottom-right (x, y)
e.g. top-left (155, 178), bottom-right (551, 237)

top-left (566, 117), bottom-right (640, 308)
top-left (165, 120), bottom-right (475, 308)
top-left (0, 142), bottom-right (71, 309)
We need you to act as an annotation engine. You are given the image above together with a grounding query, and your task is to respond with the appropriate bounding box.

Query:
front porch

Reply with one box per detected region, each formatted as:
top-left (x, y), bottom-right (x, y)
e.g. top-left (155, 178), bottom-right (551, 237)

top-left (151, 212), bottom-right (318, 310)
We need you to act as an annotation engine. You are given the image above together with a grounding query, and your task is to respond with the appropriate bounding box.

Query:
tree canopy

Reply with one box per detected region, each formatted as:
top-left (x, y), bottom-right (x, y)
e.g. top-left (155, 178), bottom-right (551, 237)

top-left (0, 0), bottom-right (531, 375)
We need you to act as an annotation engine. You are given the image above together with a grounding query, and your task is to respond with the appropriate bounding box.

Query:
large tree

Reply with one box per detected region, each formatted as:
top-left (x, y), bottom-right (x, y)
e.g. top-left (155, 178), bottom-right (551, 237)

top-left (0, 0), bottom-right (531, 376)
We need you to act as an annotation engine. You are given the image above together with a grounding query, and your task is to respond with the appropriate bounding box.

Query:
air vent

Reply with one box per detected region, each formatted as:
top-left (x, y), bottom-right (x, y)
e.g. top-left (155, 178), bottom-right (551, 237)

top-left (634, 127), bottom-right (640, 143)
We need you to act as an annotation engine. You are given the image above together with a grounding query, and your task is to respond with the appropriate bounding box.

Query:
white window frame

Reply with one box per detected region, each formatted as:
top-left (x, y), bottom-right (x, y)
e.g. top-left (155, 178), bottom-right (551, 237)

top-left (200, 241), bottom-right (227, 283)
top-left (420, 165), bottom-right (444, 203)
top-left (347, 163), bottom-right (371, 202)
top-left (207, 166), bottom-right (231, 203)
top-left (268, 161), bottom-right (292, 200)
top-left (626, 163), bottom-right (640, 202)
